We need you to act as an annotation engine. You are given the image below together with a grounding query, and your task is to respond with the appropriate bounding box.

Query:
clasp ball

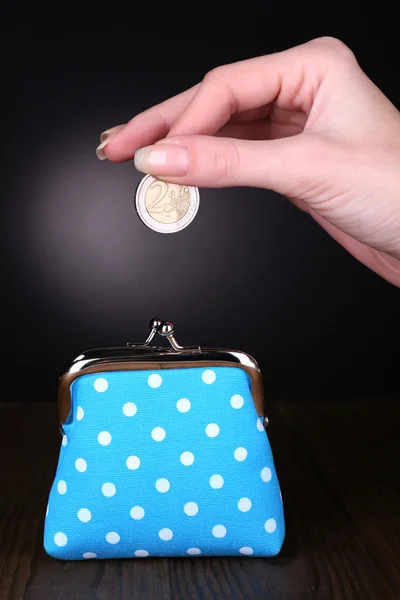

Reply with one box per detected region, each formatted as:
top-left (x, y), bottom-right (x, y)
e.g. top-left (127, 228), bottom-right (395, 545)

top-left (149, 318), bottom-right (163, 332)
top-left (160, 321), bottom-right (174, 336)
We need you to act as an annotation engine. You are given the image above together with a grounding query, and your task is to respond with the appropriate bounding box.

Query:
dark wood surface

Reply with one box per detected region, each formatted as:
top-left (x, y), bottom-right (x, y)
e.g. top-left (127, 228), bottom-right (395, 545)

top-left (1, 399), bottom-right (399, 600)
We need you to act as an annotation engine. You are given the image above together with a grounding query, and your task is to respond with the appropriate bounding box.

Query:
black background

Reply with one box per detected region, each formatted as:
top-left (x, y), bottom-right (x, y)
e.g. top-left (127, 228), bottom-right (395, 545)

top-left (2, 20), bottom-right (399, 403)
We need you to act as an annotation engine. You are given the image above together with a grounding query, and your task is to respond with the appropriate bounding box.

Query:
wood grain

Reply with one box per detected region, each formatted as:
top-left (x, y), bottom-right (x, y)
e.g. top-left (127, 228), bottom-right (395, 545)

top-left (0, 400), bottom-right (399, 600)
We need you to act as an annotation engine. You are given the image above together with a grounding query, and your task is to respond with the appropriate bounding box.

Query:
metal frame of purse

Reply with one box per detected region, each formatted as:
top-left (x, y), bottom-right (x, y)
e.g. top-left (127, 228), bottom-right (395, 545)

top-left (58, 318), bottom-right (268, 429)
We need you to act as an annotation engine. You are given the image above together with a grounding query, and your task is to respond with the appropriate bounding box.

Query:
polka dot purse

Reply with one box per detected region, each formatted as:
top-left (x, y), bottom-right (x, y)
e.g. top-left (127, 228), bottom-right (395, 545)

top-left (44, 318), bottom-right (285, 560)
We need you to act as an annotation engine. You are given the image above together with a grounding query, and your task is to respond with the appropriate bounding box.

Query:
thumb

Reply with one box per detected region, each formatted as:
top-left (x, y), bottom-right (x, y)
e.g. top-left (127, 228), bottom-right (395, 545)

top-left (131, 134), bottom-right (323, 196)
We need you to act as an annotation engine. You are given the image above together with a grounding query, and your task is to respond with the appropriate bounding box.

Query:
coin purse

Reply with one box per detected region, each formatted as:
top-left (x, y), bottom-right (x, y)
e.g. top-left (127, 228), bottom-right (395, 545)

top-left (44, 319), bottom-right (285, 560)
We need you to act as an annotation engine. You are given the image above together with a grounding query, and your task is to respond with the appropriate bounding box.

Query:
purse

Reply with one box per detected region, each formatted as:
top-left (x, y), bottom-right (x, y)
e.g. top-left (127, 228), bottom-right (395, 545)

top-left (44, 318), bottom-right (285, 559)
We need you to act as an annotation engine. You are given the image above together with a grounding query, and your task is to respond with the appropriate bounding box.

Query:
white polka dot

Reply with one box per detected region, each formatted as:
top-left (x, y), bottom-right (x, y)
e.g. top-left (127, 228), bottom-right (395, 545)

top-left (239, 547), bottom-right (254, 555)
top-left (76, 406), bottom-right (84, 421)
top-left (46, 504), bottom-right (49, 517)
top-left (62, 435), bottom-right (68, 446)
top-left (187, 548), bottom-right (201, 555)
top-left (176, 398), bottom-right (191, 413)
top-left (126, 456), bottom-right (141, 470)
top-left (202, 369), bottom-right (216, 384)
top-left (155, 478), bottom-right (170, 493)
top-left (230, 394), bottom-right (244, 409)
top-left (151, 427), bottom-right (166, 442)
top-left (97, 431), bottom-right (112, 446)
top-left (83, 552), bottom-right (97, 559)
top-left (94, 377), bottom-right (108, 392)
top-left (205, 423), bottom-right (220, 438)
top-left (106, 532), bottom-right (120, 544)
top-left (54, 532), bottom-right (67, 547)
top-left (75, 458), bottom-right (87, 472)
top-left (257, 418), bottom-right (264, 432)
top-left (184, 502), bottom-right (199, 516)
top-left (264, 518), bottom-right (277, 533)
top-left (148, 374), bottom-right (162, 388)
top-left (238, 497), bottom-right (252, 512)
top-left (130, 506), bottom-right (145, 520)
top-left (180, 451), bottom-right (194, 466)
top-left (102, 482), bottom-right (116, 497)
top-left (234, 447), bottom-right (247, 462)
top-left (77, 508), bottom-right (91, 522)
top-left (212, 525), bottom-right (226, 538)
top-left (209, 474), bottom-right (224, 489)
top-left (158, 528), bottom-right (173, 541)
top-left (135, 550), bottom-right (149, 557)
top-left (123, 402), bottom-right (137, 417)
top-left (57, 480), bottom-right (67, 495)
top-left (261, 467), bottom-right (272, 482)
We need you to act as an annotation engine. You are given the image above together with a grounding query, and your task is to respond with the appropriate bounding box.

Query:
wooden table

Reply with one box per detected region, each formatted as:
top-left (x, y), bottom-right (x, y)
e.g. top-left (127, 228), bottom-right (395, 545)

top-left (1, 400), bottom-right (399, 600)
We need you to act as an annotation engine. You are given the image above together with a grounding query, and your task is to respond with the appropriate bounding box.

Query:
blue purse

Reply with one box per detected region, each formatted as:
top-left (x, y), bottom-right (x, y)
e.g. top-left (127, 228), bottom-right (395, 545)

top-left (44, 319), bottom-right (285, 560)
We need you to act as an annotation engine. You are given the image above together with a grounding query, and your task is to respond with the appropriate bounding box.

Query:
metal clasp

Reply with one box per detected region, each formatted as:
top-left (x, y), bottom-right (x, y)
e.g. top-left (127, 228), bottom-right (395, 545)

top-left (127, 318), bottom-right (201, 354)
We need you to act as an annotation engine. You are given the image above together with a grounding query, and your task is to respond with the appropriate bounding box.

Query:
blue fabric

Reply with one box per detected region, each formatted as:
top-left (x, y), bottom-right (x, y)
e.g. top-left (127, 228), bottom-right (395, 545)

top-left (44, 367), bottom-right (285, 559)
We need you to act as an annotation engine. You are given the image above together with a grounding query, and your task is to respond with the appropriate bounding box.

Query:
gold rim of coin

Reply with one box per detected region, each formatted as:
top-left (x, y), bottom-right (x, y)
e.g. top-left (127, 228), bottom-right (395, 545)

top-left (135, 175), bottom-right (200, 234)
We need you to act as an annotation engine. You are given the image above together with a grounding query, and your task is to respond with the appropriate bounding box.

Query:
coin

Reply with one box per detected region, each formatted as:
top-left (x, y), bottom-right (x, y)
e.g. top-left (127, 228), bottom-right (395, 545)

top-left (135, 175), bottom-right (200, 234)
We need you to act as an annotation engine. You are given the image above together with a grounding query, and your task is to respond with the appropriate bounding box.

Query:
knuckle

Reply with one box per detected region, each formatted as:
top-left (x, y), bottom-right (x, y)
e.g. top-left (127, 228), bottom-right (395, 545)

top-left (203, 65), bottom-right (227, 83)
top-left (308, 36), bottom-right (357, 63)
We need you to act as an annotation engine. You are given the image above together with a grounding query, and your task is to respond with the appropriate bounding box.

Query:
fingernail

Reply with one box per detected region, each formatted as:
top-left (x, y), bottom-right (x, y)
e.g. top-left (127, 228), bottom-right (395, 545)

top-left (134, 143), bottom-right (190, 176)
top-left (96, 124), bottom-right (125, 160)
top-left (100, 124), bottom-right (125, 143)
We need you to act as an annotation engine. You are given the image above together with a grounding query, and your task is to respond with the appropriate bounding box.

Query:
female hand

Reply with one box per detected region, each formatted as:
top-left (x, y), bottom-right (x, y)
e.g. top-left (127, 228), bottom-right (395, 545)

top-left (97, 37), bottom-right (400, 287)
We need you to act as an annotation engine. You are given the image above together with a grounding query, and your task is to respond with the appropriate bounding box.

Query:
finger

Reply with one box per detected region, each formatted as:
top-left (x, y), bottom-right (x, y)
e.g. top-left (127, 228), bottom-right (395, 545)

top-left (99, 84), bottom-right (199, 162)
top-left (167, 56), bottom-right (284, 138)
top-left (167, 40), bottom-right (329, 138)
top-left (132, 132), bottom-right (322, 194)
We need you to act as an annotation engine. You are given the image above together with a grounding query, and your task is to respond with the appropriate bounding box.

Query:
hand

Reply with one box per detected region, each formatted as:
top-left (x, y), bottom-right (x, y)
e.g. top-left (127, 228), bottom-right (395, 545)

top-left (97, 37), bottom-right (400, 287)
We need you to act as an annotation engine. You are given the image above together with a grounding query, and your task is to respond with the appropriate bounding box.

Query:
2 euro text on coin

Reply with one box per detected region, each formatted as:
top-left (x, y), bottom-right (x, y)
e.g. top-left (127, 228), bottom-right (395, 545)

top-left (135, 175), bottom-right (200, 234)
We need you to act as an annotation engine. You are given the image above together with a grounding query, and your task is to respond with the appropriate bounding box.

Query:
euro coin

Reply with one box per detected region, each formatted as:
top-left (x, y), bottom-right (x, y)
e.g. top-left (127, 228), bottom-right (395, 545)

top-left (135, 175), bottom-right (200, 234)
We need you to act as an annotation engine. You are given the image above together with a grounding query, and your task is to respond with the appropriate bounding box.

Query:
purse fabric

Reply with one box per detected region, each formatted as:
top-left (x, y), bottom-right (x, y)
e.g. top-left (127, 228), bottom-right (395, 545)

top-left (44, 366), bottom-right (285, 559)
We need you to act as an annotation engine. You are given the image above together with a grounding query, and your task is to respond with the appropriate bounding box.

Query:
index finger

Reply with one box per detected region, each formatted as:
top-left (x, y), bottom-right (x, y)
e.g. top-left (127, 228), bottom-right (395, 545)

top-left (167, 54), bottom-right (284, 138)
top-left (104, 84), bottom-right (199, 162)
